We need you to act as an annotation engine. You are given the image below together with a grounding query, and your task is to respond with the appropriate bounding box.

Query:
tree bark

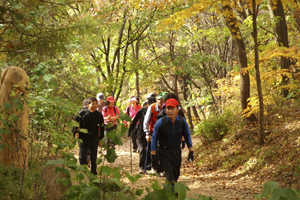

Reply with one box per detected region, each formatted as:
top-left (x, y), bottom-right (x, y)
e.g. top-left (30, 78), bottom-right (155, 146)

top-left (253, 0), bottom-right (265, 145)
top-left (222, 3), bottom-right (257, 122)
top-left (183, 76), bottom-right (194, 130)
top-left (268, 0), bottom-right (290, 96)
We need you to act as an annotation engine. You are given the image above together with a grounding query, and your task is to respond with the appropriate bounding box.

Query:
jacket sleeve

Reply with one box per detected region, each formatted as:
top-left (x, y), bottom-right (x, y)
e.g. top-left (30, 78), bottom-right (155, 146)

top-left (129, 109), bottom-right (142, 132)
top-left (182, 118), bottom-right (193, 148)
top-left (151, 118), bottom-right (162, 151)
top-left (143, 106), bottom-right (152, 134)
top-left (98, 112), bottom-right (105, 140)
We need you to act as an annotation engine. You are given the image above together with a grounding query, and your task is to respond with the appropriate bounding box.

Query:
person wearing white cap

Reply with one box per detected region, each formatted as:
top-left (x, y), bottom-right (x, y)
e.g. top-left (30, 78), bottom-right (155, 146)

top-left (96, 93), bottom-right (105, 112)
top-left (125, 96), bottom-right (142, 152)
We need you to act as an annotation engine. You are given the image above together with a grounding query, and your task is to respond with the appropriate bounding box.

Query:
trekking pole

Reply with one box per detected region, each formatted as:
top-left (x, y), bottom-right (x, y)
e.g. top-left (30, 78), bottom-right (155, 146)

top-left (144, 142), bottom-right (149, 174)
top-left (130, 132), bottom-right (132, 173)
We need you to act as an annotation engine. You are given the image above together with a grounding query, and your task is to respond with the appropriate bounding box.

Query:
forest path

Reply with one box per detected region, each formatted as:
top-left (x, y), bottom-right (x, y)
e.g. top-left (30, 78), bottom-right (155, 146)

top-left (74, 136), bottom-right (263, 199)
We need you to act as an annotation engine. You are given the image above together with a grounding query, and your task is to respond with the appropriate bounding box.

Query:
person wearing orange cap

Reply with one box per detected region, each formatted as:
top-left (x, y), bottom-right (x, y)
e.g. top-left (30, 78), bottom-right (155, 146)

top-left (151, 98), bottom-right (193, 191)
top-left (102, 96), bottom-right (120, 148)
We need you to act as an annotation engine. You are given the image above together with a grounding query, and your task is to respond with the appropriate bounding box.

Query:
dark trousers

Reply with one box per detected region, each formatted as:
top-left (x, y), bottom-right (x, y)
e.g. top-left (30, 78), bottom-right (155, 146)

top-left (132, 128), bottom-right (138, 150)
top-left (159, 146), bottom-right (181, 187)
top-left (137, 137), bottom-right (151, 170)
top-left (79, 138), bottom-right (99, 175)
top-left (104, 124), bottom-right (117, 146)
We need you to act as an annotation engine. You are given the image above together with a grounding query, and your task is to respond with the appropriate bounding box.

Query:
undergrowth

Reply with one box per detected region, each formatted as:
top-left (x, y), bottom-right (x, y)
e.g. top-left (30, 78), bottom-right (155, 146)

top-left (194, 99), bottom-right (300, 192)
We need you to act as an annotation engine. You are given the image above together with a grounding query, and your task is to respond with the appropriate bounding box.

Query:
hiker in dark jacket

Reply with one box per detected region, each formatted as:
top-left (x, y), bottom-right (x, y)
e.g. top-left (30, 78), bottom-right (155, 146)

top-left (156, 93), bottom-right (186, 149)
top-left (151, 98), bottom-right (193, 191)
top-left (79, 97), bottom-right (104, 175)
top-left (125, 96), bottom-right (142, 152)
top-left (73, 99), bottom-right (89, 138)
top-left (128, 96), bottom-right (156, 174)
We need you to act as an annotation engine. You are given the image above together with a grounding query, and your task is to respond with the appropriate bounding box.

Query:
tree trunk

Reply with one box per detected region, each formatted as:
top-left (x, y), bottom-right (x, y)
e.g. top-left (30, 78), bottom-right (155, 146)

top-left (222, 3), bottom-right (257, 122)
top-left (135, 40), bottom-right (140, 100)
top-left (183, 76), bottom-right (194, 130)
top-left (253, 0), bottom-right (265, 145)
top-left (268, 0), bottom-right (290, 96)
top-left (192, 106), bottom-right (201, 123)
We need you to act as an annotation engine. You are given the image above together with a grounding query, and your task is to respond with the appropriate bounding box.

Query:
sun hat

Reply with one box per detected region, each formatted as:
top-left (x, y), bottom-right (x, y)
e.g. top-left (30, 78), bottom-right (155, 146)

top-left (129, 96), bottom-right (138, 102)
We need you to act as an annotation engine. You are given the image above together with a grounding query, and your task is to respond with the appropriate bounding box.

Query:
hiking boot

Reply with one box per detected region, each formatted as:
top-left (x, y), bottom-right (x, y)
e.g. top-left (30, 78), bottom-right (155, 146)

top-left (159, 172), bottom-right (165, 177)
top-left (133, 149), bottom-right (137, 153)
top-left (138, 169), bottom-right (144, 174)
top-left (149, 168), bottom-right (157, 175)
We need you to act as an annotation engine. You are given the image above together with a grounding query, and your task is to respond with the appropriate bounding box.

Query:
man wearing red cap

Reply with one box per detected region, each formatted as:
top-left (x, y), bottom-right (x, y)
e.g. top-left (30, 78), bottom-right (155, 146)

top-left (151, 98), bottom-right (193, 190)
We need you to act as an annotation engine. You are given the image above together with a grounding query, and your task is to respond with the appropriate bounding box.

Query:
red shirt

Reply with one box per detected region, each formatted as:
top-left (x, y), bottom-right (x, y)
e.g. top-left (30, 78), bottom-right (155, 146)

top-left (102, 106), bottom-right (120, 125)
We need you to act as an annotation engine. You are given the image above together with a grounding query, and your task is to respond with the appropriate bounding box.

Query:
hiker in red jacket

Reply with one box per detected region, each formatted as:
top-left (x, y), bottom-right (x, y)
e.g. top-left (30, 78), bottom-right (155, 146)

top-left (102, 96), bottom-right (120, 148)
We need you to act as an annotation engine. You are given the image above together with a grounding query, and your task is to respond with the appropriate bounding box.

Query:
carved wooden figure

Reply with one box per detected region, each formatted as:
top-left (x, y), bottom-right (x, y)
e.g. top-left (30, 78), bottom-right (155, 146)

top-left (0, 66), bottom-right (30, 168)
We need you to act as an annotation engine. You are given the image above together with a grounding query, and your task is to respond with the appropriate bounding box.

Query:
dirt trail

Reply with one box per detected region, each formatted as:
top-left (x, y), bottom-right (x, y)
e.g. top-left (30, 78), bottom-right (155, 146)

top-left (74, 136), bottom-right (263, 199)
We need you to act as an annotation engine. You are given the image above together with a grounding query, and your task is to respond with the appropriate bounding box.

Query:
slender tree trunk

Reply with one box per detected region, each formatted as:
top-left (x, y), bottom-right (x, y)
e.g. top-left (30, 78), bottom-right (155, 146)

top-left (135, 40), bottom-right (140, 99)
top-left (268, 0), bottom-right (290, 96)
top-left (222, 3), bottom-right (257, 122)
top-left (253, 0), bottom-right (265, 145)
top-left (192, 106), bottom-right (201, 123)
top-left (183, 76), bottom-right (194, 130)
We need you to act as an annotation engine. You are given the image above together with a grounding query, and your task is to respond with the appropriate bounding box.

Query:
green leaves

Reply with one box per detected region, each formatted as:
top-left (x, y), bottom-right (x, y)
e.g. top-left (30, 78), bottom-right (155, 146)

top-left (124, 172), bottom-right (141, 184)
top-left (255, 181), bottom-right (300, 200)
top-left (105, 147), bottom-right (117, 163)
top-left (4, 103), bottom-right (12, 110)
top-left (46, 158), bottom-right (65, 166)
top-left (174, 182), bottom-right (189, 200)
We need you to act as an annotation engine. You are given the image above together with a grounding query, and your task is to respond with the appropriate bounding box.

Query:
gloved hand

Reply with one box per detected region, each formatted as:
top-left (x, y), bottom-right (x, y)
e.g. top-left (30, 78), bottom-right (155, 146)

top-left (151, 155), bottom-right (159, 170)
top-left (188, 151), bottom-right (194, 162)
top-left (181, 141), bottom-right (185, 149)
top-left (146, 134), bottom-right (152, 143)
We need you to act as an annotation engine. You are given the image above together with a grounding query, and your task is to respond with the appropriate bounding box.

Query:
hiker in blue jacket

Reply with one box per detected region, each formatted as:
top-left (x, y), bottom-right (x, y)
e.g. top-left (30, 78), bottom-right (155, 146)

top-left (151, 98), bottom-right (193, 190)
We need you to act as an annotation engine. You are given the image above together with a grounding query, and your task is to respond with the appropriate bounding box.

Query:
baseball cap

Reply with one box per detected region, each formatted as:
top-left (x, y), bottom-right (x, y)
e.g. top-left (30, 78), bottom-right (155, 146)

top-left (146, 93), bottom-right (156, 99)
top-left (165, 98), bottom-right (178, 107)
top-left (97, 93), bottom-right (105, 101)
top-left (82, 99), bottom-right (88, 109)
top-left (147, 97), bottom-right (156, 105)
top-left (106, 96), bottom-right (116, 102)
top-left (157, 92), bottom-right (167, 100)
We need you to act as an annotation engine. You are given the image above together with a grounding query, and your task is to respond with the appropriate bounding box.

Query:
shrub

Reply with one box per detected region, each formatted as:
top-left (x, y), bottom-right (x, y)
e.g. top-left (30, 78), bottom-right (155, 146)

top-left (195, 110), bottom-right (234, 144)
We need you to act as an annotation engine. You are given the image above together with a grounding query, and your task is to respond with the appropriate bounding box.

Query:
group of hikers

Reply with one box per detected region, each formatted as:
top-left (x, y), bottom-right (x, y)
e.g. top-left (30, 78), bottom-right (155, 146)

top-left (73, 92), bottom-right (194, 190)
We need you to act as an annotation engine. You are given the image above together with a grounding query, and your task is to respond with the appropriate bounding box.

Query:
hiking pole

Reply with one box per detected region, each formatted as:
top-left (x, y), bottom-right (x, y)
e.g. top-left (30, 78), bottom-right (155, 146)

top-left (144, 142), bottom-right (149, 174)
top-left (130, 131), bottom-right (132, 173)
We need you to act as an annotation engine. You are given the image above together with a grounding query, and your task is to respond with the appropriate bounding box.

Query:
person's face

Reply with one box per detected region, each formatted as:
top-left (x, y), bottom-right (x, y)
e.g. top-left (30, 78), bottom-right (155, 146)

top-left (108, 102), bottom-right (114, 107)
top-left (157, 99), bottom-right (164, 107)
top-left (130, 100), bottom-right (137, 106)
top-left (88, 100), bottom-right (98, 112)
top-left (166, 106), bottom-right (179, 120)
